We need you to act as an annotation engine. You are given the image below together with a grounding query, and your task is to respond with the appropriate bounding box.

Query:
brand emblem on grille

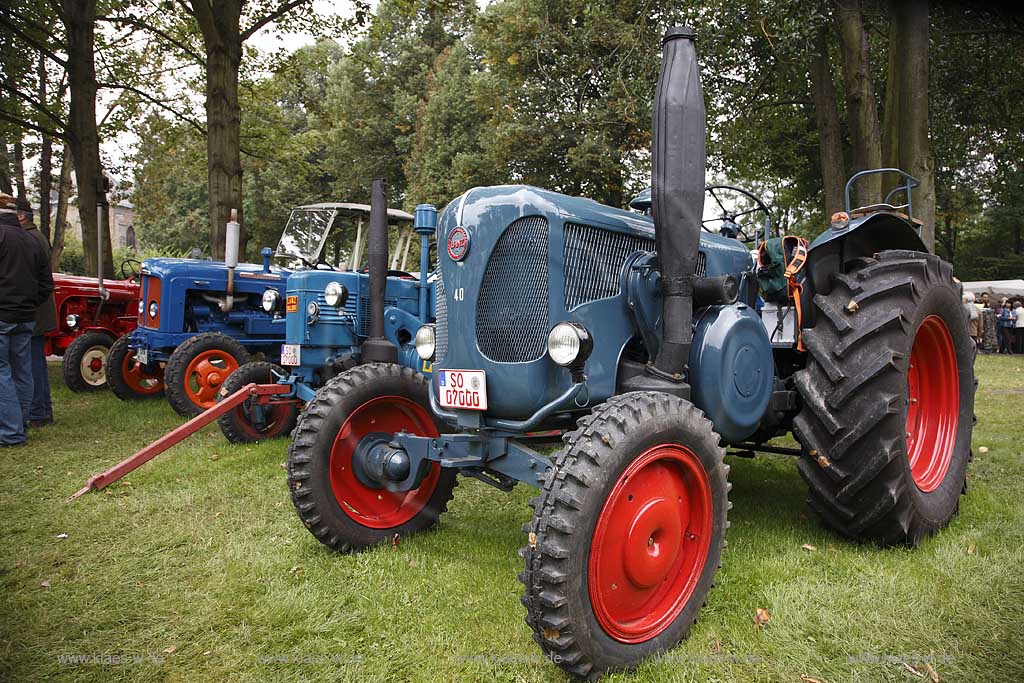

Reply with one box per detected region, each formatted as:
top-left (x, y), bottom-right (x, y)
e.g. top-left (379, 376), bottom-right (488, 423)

top-left (447, 226), bottom-right (470, 261)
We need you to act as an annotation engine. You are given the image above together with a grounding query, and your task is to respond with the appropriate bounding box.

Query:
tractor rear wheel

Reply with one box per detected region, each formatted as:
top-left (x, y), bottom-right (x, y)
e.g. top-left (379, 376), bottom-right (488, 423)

top-left (793, 250), bottom-right (976, 546)
top-left (165, 333), bottom-right (250, 417)
top-left (62, 331), bottom-right (115, 392)
top-left (217, 362), bottom-right (299, 443)
top-left (106, 335), bottom-right (165, 400)
top-left (286, 363), bottom-right (456, 552)
top-left (520, 392), bottom-right (729, 679)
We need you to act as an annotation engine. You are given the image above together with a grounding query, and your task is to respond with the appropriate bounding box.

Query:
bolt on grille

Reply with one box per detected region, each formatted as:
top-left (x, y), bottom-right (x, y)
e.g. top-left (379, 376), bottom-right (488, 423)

top-left (563, 223), bottom-right (655, 309)
top-left (476, 216), bottom-right (549, 363)
top-left (435, 276), bottom-right (448, 363)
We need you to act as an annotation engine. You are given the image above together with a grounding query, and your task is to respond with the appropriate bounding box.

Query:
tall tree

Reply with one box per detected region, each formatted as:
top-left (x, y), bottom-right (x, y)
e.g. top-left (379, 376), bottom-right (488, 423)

top-left (809, 21), bottom-right (846, 218)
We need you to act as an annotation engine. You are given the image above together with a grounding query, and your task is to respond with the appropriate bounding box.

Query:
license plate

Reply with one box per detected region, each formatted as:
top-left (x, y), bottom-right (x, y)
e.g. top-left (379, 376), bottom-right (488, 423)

top-left (135, 348), bottom-right (148, 365)
top-left (281, 344), bottom-right (301, 367)
top-left (437, 369), bottom-right (487, 411)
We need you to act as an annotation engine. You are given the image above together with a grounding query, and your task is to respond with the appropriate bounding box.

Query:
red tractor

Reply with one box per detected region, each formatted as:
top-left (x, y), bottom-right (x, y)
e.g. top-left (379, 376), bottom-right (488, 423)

top-left (49, 261), bottom-right (153, 393)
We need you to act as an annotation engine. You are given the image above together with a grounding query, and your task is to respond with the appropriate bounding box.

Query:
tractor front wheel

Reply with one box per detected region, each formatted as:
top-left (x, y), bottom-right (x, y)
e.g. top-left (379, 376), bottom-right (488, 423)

top-left (164, 333), bottom-right (250, 417)
top-left (217, 362), bottom-right (299, 443)
top-left (793, 250), bottom-right (976, 546)
top-left (286, 363), bottom-right (456, 552)
top-left (520, 392), bottom-right (729, 679)
top-left (106, 335), bottom-right (165, 400)
top-left (62, 331), bottom-right (115, 392)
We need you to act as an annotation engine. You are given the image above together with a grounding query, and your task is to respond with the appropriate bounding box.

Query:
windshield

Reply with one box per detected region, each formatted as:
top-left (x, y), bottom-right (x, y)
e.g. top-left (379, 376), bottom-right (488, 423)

top-left (276, 208), bottom-right (337, 263)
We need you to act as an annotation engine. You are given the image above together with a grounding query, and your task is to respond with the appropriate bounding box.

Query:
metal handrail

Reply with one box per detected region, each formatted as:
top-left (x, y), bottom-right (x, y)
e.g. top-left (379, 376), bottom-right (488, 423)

top-left (844, 168), bottom-right (920, 222)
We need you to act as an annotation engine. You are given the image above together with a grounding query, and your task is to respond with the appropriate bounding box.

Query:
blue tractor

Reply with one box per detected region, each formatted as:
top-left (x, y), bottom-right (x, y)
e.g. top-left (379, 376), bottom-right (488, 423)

top-left (215, 195), bottom-right (438, 443)
top-left (285, 28), bottom-right (975, 678)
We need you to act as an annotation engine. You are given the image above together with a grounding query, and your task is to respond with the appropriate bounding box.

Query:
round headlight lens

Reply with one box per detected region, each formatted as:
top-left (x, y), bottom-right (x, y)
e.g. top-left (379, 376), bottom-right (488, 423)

top-left (414, 324), bottom-right (436, 360)
top-left (148, 301), bottom-right (158, 319)
top-left (137, 300), bottom-right (144, 315)
top-left (324, 281), bottom-right (348, 307)
top-left (262, 289), bottom-right (280, 313)
top-left (547, 322), bottom-right (592, 367)
top-left (306, 301), bottom-right (320, 319)
top-left (65, 314), bottom-right (79, 329)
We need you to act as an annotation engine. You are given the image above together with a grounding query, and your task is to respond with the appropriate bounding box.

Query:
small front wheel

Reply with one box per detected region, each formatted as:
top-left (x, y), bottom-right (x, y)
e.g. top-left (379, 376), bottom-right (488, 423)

top-left (217, 362), bottom-right (299, 443)
top-left (287, 363), bottom-right (456, 552)
top-left (62, 331), bottom-right (115, 392)
top-left (106, 335), bottom-right (164, 400)
top-left (520, 392), bottom-right (729, 679)
top-left (164, 333), bottom-right (250, 417)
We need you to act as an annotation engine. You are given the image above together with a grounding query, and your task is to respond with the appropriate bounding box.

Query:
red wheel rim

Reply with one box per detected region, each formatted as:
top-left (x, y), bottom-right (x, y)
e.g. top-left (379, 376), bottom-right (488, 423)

top-left (589, 444), bottom-right (713, 643)
top-left (328, 395), bottom-right (441, 529)
top-left (121, 351), bottom-right (164, 395)
top-left (906, 315), bottom-right (960, 492)
top-left (184, 350), bottom-right (240, 409)
top-left (230, 400), bottom-right (294, 439)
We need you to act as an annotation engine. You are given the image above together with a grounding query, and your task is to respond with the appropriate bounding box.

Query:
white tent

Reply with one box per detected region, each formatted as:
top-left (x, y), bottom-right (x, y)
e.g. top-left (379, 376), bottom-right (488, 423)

top-left (962, 280), bottom-right (1024, 299)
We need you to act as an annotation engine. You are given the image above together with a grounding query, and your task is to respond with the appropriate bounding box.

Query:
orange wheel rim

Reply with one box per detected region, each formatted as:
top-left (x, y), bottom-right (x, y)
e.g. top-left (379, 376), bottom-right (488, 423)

top-left (183, 349), bottom-right (240, 409)
top-left (121, 351), bottom-right (164, 395)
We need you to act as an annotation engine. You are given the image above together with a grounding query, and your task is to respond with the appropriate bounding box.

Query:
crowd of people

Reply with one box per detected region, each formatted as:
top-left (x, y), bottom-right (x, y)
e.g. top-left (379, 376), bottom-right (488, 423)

top-left (0, 193), bottom-right (56, 447)
top-left (964, 290), bottom-right (1024, 354)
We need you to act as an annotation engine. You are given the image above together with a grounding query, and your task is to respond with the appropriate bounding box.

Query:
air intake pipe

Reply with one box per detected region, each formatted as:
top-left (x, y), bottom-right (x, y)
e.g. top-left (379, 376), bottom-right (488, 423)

top-left (651, 26), bottom-right (706, 381)
top-left (361, 178), bottom-right (398, 363)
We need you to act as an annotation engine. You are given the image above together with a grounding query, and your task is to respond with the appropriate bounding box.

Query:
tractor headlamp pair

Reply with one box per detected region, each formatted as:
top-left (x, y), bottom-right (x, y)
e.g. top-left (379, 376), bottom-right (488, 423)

top-left (547, 321), bottom-right (593, 381)
top-left (261, 289), bottom-right (281, 313)
top-left (324, 281), bottom-right (348, 308)
top-left (415, 324), bottom-right (436, 360)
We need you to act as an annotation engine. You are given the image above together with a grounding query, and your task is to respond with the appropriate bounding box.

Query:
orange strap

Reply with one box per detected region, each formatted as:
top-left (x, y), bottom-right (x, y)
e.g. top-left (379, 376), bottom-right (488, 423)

top-left (782, 236), bottom-right (809, 351)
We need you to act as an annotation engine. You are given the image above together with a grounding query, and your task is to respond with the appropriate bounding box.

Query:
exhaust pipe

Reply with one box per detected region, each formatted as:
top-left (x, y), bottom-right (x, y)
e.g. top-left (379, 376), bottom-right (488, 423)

top-left (361, 178), bottom-right (398, 364)
top-left (220, 209), bottom-right (240, 313)
top-left (625, 27), bottom-right (706, 396)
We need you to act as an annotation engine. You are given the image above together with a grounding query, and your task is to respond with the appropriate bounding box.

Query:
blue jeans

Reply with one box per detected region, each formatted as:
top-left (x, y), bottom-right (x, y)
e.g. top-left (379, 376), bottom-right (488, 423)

top-left (30, 335), bottom-right (52, 421)
top-left (0, 321), bottom-right (34, 444)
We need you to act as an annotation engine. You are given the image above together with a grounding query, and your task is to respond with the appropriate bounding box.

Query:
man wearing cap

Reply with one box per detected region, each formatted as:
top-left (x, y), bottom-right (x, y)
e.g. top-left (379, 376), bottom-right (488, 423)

top-left (16, 197), bottom-right (57, 427)
top-left (0, 193), bottom-right (54, 446)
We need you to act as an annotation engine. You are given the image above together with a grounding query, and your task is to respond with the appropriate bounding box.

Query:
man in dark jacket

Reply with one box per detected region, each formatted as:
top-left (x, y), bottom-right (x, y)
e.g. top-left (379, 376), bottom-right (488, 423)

top-left (0, 193), bottom-right (54, 446)
top-left (17, 198), bottom-right (57, 426)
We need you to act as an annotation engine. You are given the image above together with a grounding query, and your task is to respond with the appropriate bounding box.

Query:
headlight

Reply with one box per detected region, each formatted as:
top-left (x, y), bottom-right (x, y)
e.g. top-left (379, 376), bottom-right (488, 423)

top-left (547, 321), bottom-right (593, 368)
top-left (324, 281), bottom-right (348, 307)
top-left (148, 301), bottom-right (158, 319)
top-left (306, 300), bottom-right (320, 322)
top-left (414, 324), bottom-right (436, 360)
top-left (137, 301), bottom-right (144, 315)
top-left (262, 289), bottom-right (280, 313)
top-left (65, 314), bottom-right (79, 329)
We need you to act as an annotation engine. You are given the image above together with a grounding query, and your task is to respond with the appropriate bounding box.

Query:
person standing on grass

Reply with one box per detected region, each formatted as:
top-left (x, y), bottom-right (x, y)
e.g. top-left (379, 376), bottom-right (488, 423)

top-left (1014, 300), bottom-right (1024, 354)
top-left (964, 291), bottom-right (980, 349)
top-left (996, 298), bottom-right (1015, 354)
top-left (0, 193), bottom-right (54, 447)
top-left (16, 198), bottom-right (56, 427)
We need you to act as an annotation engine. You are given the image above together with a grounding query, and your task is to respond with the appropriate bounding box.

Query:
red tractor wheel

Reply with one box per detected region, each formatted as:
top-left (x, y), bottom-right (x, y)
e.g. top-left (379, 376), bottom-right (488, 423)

top-left (217, 362), bottom-right (299, 443)
top-left (61, 331), bottom-right (115, 392)
top-left (287, 363), bottom-right (457, 552)
top-left (520, 392), bottom-right (729, 678)
top-left (164, 333), bottom-right (250, 418)
top-left (106, 335), bottom-right (164, 400)
top-left (793, 250), bottom-right (976, 546)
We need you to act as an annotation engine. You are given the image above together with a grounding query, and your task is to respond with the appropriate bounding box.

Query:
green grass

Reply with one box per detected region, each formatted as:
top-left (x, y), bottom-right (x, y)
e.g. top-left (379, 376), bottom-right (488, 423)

top-left (2, 356), bottom-right (1023, 682)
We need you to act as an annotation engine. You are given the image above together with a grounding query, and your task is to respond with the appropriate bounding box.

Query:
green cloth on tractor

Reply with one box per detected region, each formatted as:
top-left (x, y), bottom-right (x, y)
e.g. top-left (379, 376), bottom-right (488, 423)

top-left (757, 237), bottom-right (789, 304)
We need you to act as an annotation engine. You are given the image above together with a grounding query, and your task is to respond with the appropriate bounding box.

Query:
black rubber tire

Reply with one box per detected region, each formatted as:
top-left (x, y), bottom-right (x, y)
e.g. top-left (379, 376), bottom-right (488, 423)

top-left (62, 331), bottom-right (115, 392)
top-left (106, 335), bottom-right (165, 400)
top-left (519, 392), bottom-right (730, 679)
top-left (217, 362), bottom-right (299, 443)
top-left (286, 363), bottom-right (457, 552)
top-left (793, 250), bottom-right (976, 547)
top-left (164, 333), bottom-right (251, 418)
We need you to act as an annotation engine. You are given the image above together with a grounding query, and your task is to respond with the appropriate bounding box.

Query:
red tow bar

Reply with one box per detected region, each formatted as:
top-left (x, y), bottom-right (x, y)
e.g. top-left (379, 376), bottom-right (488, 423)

top-left (67, 382), bottom-right (294, 502)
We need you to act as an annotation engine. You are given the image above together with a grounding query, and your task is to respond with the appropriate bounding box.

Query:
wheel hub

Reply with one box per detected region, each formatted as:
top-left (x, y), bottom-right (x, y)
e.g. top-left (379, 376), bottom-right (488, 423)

top-left (80, 346), bottom-right (108, 386)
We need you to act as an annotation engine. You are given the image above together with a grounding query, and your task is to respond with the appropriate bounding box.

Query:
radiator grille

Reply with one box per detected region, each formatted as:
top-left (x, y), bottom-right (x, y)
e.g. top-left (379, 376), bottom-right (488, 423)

top-left (476, 216), bottom-right (549, 363)
top-left (314, 292), bottom-right (359, 325)
top-left (434, 277), bottom-right (447, 363)
top-left (563, 224), bottom-right (654, 309)
top-left (357, 295), bottom-right (397, 336)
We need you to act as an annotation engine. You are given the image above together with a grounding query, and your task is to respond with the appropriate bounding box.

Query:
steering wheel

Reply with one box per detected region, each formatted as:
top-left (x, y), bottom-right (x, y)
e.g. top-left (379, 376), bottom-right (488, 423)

top-left (701, 184), bottom-right (773, 245)
top-left (120, 258), bottom-right (142, 281)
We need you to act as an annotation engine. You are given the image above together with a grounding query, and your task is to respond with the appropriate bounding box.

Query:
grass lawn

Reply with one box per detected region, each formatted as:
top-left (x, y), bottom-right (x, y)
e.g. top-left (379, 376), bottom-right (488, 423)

top-left (1, 355), bottom-right (1022, 682)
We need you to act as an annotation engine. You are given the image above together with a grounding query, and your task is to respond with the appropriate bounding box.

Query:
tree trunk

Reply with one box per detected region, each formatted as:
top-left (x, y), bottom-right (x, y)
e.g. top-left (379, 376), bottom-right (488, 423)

top-left (13, 138), bottom-right (27, 199)
top-left (809, 22), bottom-right (846, 219)
top-left (38, 52), bottom-right (52, 242)
top-left (201, 25), bottom-right (245, 260)
top-left (834, 0), bottom-right (883, 205)
top-left (0, 143), bottom-right (11, 195)
top-left (882, 0), bottom-right (935, 250)
top-left (51, 143), bottom-right (72, 271)
top-left (63, 0), bottom-right (114, 278)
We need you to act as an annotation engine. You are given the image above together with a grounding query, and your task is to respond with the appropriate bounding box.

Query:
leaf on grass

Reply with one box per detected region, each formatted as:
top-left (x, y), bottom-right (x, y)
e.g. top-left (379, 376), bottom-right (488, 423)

top-left (391, 533), bottom-right (401, 548)
top-left (40, 580), bottom-right (50, 589)
top-left (925, 663), bottom-right (939, 682)
top-left (754, 607), bottom-right (771, 627)
top-left (162, 646), bottom-right (177, 655)
top-left (288, 565), bottom-right (303, 574)
top-left (901, 662), bottom-right (925, 678)
top-left (15, 561), bottom-right (25, 568)
top-left (202, 650), bottom-right (212, 656)
top-left (977, 446), bottom-right (989, 454)
top-left (967, 543), bottom-right (976, 556)
top-left (210, 454), bottom-right (219, 461)
top-left (711, 638), bottom-right (722, 653)
top-left (56, 533), bottom-right (68, 539)
top-left (800, 675), bottom-right (826, 683)
top-left (801, 543), bottom-right (817, 552)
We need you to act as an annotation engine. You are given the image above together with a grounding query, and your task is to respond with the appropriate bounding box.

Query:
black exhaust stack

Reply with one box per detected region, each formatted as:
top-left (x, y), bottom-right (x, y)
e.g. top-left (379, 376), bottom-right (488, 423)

top-left (360, 177), bottom-right (398, 364)
top-left (625, 26), bottom-right (705, 396)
